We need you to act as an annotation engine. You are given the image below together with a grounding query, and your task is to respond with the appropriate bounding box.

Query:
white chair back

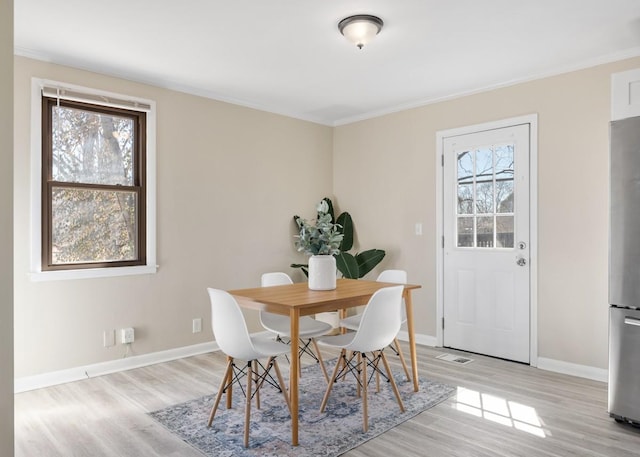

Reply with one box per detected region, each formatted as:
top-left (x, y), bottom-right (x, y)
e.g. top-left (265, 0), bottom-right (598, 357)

top-left (376, 269), bottom-right (407, 284)
top-left (260, 273), bottom-right (293, 330)
top-left (377, 269), bottom-right (407, 322)
top-left (208, 288), bottom-right (257, 361)
top-left (348, 285), bottom-right (404, 353)
top-left (261, 272), bottom-right (293, 287)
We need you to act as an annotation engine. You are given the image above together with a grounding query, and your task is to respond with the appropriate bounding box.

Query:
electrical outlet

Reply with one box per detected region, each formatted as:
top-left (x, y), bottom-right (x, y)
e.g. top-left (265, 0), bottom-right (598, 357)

top-left (121, 327), bottom-right (135, 344)
top-left (192, 318), bottom-right (202, 333)
top-left (103, 330), bottom-right (115, 347)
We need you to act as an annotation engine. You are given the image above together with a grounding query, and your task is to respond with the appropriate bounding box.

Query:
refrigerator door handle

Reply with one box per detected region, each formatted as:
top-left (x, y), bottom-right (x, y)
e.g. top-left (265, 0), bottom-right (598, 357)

top-left (624, 316), bottom-right (640, 327)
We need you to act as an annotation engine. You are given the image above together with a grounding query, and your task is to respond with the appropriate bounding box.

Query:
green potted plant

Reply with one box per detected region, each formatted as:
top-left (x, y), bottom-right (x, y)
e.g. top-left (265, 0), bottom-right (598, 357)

top-left (293, 199), bottom-right (343, 290)
top-left (292, 198), bottom-right (385, 280)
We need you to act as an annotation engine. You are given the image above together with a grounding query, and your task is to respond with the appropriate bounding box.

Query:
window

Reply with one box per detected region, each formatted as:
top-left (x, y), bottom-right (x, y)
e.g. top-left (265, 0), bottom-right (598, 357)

top-left (42, 97), bottom-right (146, 270)
top-left (31, 79), bottom-right (156, 280)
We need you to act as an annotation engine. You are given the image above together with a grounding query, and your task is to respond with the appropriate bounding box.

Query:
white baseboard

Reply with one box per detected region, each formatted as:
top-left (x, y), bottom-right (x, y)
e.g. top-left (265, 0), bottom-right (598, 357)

top-left (13, 330), bottom-right (433, 393)
top-left (536, 357), bottom-right (608, 383)
top-left (15, 341), bottom-right (219, 393)
top-left (398, 333), bottom-right (607, 384)
top-left (16, 333), bottom-right (606, 393)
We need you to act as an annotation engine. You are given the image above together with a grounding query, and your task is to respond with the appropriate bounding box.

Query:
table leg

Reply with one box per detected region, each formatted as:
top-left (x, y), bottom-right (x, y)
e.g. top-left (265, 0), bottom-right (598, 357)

top-left (289, 308), bottom-right (300, 446)
top-left (404, 290), bottom-right (420, 391)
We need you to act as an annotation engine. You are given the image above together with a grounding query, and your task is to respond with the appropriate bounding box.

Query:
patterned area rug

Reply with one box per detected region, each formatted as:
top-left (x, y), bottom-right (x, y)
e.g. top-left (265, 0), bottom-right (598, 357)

top-left (149, 359), bottom-right (455, 457)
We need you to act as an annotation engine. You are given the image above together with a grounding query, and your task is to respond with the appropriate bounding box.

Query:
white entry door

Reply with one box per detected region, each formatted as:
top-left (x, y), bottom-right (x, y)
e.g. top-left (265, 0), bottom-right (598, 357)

top-left (443, 124), bottom-right (530, 363)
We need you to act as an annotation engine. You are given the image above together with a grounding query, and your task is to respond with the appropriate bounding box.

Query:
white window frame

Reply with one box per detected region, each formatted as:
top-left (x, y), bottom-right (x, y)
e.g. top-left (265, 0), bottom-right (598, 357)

top-left (29, 78), bottom-right (157, 281)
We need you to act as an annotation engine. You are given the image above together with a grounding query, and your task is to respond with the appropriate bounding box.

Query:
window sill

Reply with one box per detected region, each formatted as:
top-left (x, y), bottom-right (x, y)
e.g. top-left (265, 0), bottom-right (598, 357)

top-left (29, 264), bottom-right (158, 282)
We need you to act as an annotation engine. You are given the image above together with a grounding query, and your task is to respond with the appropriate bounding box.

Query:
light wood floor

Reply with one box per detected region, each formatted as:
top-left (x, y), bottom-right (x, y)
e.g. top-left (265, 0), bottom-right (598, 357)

top-left (15, 344), bottom-right (640, 456)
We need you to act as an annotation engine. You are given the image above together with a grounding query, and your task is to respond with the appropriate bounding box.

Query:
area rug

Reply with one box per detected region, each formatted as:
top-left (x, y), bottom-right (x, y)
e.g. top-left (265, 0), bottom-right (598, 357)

top-left (149, 360), bottom-right (455, 457)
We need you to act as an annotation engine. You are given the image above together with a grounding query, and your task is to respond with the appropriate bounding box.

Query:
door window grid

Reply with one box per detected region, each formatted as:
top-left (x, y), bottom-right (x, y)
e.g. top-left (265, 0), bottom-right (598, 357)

top-left (456, 143), bottom-right (515, 249)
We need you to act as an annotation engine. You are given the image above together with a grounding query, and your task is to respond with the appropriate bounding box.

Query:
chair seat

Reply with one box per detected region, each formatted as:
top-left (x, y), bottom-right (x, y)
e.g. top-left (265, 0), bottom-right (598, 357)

top-left (250, 335), bottom-right (291, 358)
top-left (316, 331), bottom-right (356, 349)
top-left (261, 315), bottom-right (333, 339)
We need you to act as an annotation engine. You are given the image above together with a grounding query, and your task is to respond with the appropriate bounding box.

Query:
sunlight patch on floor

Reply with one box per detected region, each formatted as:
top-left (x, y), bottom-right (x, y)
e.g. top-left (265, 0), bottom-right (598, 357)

top-left (452, 387), bottom-right (547, 438)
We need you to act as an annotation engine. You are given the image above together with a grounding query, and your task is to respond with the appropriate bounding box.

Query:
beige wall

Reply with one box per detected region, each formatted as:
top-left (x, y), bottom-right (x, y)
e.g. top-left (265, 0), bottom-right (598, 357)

top-left (13, 57), bottom-right (333, 377)
top-left (14, 51), bottom-right (640, 380)
top-left (334, 56), bottom-right (640, 370)
top-left (1, 0), bottom-right (14, 454)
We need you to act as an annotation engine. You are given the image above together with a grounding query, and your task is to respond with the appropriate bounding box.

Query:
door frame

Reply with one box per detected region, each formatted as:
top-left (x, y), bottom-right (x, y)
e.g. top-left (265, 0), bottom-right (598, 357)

top-left (435, 114), bottom-right (539, 367)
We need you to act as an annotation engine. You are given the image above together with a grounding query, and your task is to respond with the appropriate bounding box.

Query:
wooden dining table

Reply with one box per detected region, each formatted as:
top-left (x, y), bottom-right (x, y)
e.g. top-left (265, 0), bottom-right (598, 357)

top-left (227, 278), bottom-right (422, 446)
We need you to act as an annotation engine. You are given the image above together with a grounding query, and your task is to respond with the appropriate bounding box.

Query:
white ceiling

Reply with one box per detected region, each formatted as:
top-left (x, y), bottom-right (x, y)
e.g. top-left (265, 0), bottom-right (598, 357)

top-left (14, 0), bottom-right (640, 126)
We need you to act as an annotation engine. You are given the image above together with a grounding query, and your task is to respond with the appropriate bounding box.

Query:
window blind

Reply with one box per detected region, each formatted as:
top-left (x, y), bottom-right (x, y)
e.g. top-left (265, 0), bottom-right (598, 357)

top-left (41, 85), bottom-right (152, 112)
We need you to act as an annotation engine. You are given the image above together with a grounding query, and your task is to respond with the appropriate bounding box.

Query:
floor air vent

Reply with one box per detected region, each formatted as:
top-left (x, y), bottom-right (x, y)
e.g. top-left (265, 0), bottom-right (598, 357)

top-left (436, 353), bottom-right (473, 365)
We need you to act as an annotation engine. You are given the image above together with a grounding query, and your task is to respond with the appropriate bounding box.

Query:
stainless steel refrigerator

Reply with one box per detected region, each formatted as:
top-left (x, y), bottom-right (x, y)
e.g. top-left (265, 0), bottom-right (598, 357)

top-left (609, 115), bottom-right (640, 426)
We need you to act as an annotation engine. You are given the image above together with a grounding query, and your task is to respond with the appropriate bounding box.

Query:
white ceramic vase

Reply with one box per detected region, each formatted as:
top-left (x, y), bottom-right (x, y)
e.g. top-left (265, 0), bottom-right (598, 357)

top-left (308, 255), bottom-right (337, 290)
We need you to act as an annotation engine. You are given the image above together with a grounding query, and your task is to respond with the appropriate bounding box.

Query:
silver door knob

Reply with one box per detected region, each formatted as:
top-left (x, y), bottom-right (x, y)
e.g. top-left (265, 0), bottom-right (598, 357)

top-left (516, 257), bottom-right (527, 266)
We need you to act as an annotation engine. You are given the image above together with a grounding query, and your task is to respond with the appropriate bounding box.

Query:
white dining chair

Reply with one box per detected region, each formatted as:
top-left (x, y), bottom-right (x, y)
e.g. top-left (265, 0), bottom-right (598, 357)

top-left (206, 288), bottom-right (291, 448)
top-left (339, 269), bottom-right (412, 382)
top-left (317, 285), bottom-right (406, 432)
top-left (259, 272), bottom-right (331, 383)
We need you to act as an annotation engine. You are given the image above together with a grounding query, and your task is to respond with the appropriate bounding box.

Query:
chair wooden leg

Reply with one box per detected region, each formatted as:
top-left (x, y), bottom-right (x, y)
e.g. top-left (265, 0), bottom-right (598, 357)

top-left (320, 349), bottom-right (345, 412)
top-left (394, 338), bottom-right (412, 383)
top-left (362, 352), bottom-right (368, 432)
top-left (253, 360), bottom-right (260, 410)
top-left (225, 355), bottom-right (233, 409)
top-left (272, 358), bottom-right (292, 415)
top-left (244, 361), bottom-right (253, 448)
top-left (208, 359), bottom-right (233, 427)
top-left (374, 351), bottom-right (381, 393)
top-left (356, 352), bottom-right (362, 398)
top-left (381, 351), bottom-right (405, 413)
top-left (311, 338), bottom-right (330, 384)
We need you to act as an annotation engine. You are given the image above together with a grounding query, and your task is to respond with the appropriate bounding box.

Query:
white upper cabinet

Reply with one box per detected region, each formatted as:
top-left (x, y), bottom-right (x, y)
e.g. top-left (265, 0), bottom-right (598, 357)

top-left (612, 68), bottom-right (640, 121)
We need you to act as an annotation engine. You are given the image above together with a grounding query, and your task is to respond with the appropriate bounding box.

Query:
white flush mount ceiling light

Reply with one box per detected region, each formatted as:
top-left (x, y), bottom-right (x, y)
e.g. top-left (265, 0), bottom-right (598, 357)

top-left (338, 14), bottom-right (384, 49)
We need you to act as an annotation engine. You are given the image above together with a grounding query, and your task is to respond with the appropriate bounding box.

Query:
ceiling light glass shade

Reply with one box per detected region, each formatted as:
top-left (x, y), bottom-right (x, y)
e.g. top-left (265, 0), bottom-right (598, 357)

top-left (338, 15), bottom-right (384, 49)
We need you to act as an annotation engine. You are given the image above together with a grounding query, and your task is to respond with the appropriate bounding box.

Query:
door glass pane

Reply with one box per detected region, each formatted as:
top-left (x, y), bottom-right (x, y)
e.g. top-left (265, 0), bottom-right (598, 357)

top-left (476, 181), bottom-right (494, 214)
top-left (458, 149), bottom-right (474, 215)
top-left (496, 179), bottom-right (514, 213)
top-left (495, 145), bottom-right (514, 213)
top-left (458, 184), bottom-right (473, 214)
top-left (496, 216), bottom-right (514, 248)
top-left (475, 148), bottom-right (493, 182)
top-left (457, 217), bottom-right (474, 247)
top-left (495, 145), bottom-right (514, 176)
top-left (476, 216), bottom-right (494, 248)
top-left (475, 148), bottom-right (494, 214)
top-left (457, 150), bottom-right (473, 183)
